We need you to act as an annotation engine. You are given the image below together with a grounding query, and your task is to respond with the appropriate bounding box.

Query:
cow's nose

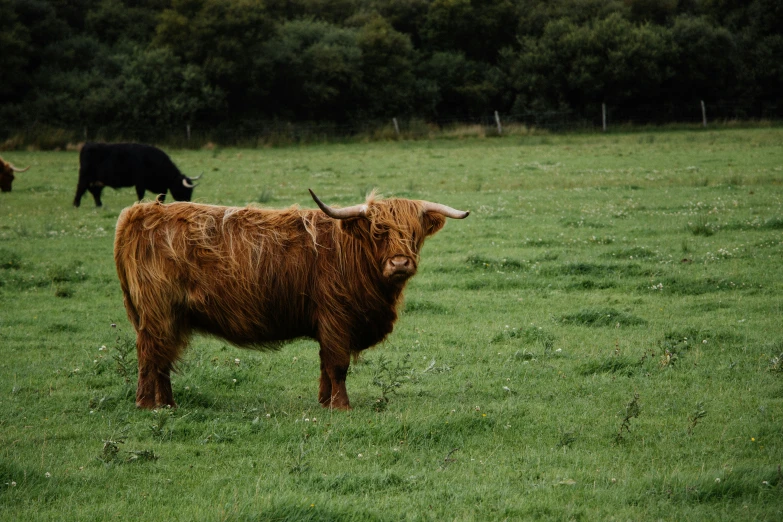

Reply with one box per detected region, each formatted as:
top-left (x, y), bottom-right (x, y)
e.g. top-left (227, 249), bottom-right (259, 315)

top-left (384, 256), bottom-right (416, 280)
top-left (389, 256), bottom-right (411, 270)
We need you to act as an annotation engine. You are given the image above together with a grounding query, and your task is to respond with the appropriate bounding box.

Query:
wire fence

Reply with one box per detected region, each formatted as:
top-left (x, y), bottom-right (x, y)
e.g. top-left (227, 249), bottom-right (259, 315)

top-left (1, 102), bottom-right (780, 149)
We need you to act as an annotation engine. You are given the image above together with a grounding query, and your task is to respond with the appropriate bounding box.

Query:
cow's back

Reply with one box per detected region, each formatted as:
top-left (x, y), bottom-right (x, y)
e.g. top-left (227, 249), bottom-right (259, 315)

top-left (82, 142), bottom-right (142, 187)
top-left (115, 201), bottom-right (322, 347)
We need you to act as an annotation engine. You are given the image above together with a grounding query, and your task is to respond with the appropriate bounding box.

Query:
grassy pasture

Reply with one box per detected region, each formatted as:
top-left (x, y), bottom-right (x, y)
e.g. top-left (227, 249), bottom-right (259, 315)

top-left (1, 128), bottom-right (782, 520)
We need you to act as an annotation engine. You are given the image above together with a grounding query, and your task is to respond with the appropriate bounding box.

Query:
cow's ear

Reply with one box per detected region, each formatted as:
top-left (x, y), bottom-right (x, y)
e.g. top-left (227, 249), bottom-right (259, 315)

top-left (339, 216), bottom-right (370, 237)
top-left (422, 211), bottom-right (447, 237)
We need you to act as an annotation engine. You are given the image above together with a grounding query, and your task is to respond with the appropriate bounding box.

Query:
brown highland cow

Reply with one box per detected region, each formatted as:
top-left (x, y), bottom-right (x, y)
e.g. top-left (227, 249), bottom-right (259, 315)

top-left (0, 156), bottom-right (30, 192)
top-left (114, 190), bottom-right (469, 410)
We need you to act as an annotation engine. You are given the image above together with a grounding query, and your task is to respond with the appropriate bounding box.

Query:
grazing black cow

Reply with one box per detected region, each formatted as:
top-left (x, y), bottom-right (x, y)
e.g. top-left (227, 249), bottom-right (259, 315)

top-left (74, 142), bottom-right (201, 207)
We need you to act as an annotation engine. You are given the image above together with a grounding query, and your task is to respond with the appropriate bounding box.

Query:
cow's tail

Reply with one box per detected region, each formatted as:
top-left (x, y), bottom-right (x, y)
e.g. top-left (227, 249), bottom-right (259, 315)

top-left (114, 206), bottom-right (142, 331)
top-left (113, 202), bottom-right (191, 365)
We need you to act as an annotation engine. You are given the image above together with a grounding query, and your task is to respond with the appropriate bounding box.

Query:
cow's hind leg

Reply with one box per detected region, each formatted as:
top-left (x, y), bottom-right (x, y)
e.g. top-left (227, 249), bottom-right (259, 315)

top-left (318, 350), bottom-right (333, 406)
top-left (135, 330), bottom-right (178, 409)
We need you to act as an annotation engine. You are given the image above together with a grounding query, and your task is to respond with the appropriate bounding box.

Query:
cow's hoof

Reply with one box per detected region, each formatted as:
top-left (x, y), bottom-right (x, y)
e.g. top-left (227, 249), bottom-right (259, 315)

top-left (136, 400), bottom-right (177, 410)
top-left (321, 401), bottom-right (352, 411)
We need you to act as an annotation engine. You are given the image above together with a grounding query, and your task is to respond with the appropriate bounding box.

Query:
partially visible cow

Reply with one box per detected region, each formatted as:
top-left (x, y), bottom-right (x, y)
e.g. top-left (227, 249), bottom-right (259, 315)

top-left (0, 156), bottom-right (30, 192)
top-left (114, 190), bottom-right (469, 410)
top-left (74, 142), bottom-right (201, 207)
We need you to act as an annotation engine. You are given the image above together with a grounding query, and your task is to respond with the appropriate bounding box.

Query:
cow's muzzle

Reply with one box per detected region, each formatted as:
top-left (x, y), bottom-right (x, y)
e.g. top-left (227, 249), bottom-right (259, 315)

top-left (383, 255), bottom-right (416, 281)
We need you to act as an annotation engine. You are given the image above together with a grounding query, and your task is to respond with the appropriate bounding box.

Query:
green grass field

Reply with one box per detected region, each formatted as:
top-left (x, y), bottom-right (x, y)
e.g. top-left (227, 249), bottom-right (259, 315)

top-left (1, 128), bottom-right (782, 520)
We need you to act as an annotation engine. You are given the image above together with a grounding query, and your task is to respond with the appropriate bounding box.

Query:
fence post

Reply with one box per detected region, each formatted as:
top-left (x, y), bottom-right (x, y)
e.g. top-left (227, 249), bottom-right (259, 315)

top-left (700, 100), bottom-right (707, 128)
top-left (186, 123), bottom-right (191, 141)
top-left (392, 117), bottom-right (400, 136)
top-left (494, 110), bottom-right (502, 135)
top-left (83, 127), bottom-right (87, 141)
top-left (602, 103), bottom-right (607, 132)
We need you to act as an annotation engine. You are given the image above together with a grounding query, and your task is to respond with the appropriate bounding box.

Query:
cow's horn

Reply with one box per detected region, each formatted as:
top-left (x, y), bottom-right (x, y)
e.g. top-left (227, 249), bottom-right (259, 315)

top-left (10, 163), bottom-right (30, 173)
top-left (421, 201), bottom-right (470, 219)
top-left (190, 172), bottom-right (203, 181)
top-left (309, 189), bottom-right (367, 219)
top-left (182, 178), bottom-right (196, 188)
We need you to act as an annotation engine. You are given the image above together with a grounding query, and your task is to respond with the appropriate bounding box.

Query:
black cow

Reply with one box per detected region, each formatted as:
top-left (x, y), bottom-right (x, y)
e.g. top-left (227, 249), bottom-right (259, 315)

top-left (74, 142), bottom-right (201, 207)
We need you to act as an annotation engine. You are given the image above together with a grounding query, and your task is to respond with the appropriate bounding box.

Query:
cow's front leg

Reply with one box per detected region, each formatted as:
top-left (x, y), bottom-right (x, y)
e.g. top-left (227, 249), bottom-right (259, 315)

top-left (318, 348), bottom-right (351, 410)
top-left (135, 184), bottom-right (149, 202)
top-left (89, 185), bottom-right (104, 207)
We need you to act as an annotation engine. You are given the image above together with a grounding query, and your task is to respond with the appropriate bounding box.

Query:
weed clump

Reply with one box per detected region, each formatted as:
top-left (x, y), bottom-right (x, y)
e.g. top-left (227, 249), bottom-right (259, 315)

top-left (493, 325), bottom-right (554, 352)
top-left (98, 439), bottom-right (158, 465)
top-left (53, 285), bottom-right (73, 298)
top-left (466, 255), bottom-right (527, 272)
top-left (615, 393), bottom-right (641, 444)
top-left (149, 408), bottom-right (175, 440)
top-left (371, 353), bottom-right (412, 411)
top-left (723, 217), bottom-right (783, 231)
top-left (560, 308), bottom-right (646, 327)
top-left (544, 262), bottom-right (650, 278)
top-left (557, 429), bottom-right (578, 448)
top-left (561, 218), bottom-right (609, 229)
top-left (567, 279), bottom-right (616, 290)
top-left (644, 277), bottom-right (746, 295)
top-left (256, 188), bottom-right (274, 203)
top-left (769, 351), bottom-right (783, 374)
top-left (289, 440), bottom-right (311, 475)
top-left (601, 247), bottom-right (657, 259)
top-left (650, 466), bottom-right (782, 502)
top-left (579, 356), bottom-right (639, 377)
top-left (46, 261), bottom-right (87, 283)
top-left (98, 439), bottom-right (123, 464)
top-left (404, 300), bottom-right (449, 314)
top-left (687, 215), bottom-right (715, 236)
top-left (687, 402), bottom-right (707, 435)
top-left (110, 324), bottom-right (138, 384)
top-left (0, 249), bottom-right (21, 269)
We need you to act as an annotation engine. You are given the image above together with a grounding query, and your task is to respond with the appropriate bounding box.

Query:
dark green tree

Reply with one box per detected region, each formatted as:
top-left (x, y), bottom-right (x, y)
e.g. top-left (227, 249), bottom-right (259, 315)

top-left (0, 0), bottom-right (32, 108)
top-left (154, 0), bottom-right (274, 118)
top-left (257, 19), bottom-right (362, 121)
top-left (85, 0), bottom-right (159, 45)
top-left (1, 0), bottom-right (781, 137)
top-left (667, 16), bottom-right (736, 105)
top-left (515, 0), bottom-right (628, 37)
top-left (355, 16), bottom-right (416, 119)
top-left (371, 0), bottom-right (430, 47)
top-left (418, 51), bottom-right (500, 118)
top-left (506, 14), bottom-right (675, 118)
top-left (421, 0), bottom-right (518, 63)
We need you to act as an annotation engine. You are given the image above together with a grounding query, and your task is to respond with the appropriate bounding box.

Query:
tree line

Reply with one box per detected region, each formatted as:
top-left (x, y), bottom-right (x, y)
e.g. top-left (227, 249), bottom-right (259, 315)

top-left (1, 0), bottom-right (781, 141)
